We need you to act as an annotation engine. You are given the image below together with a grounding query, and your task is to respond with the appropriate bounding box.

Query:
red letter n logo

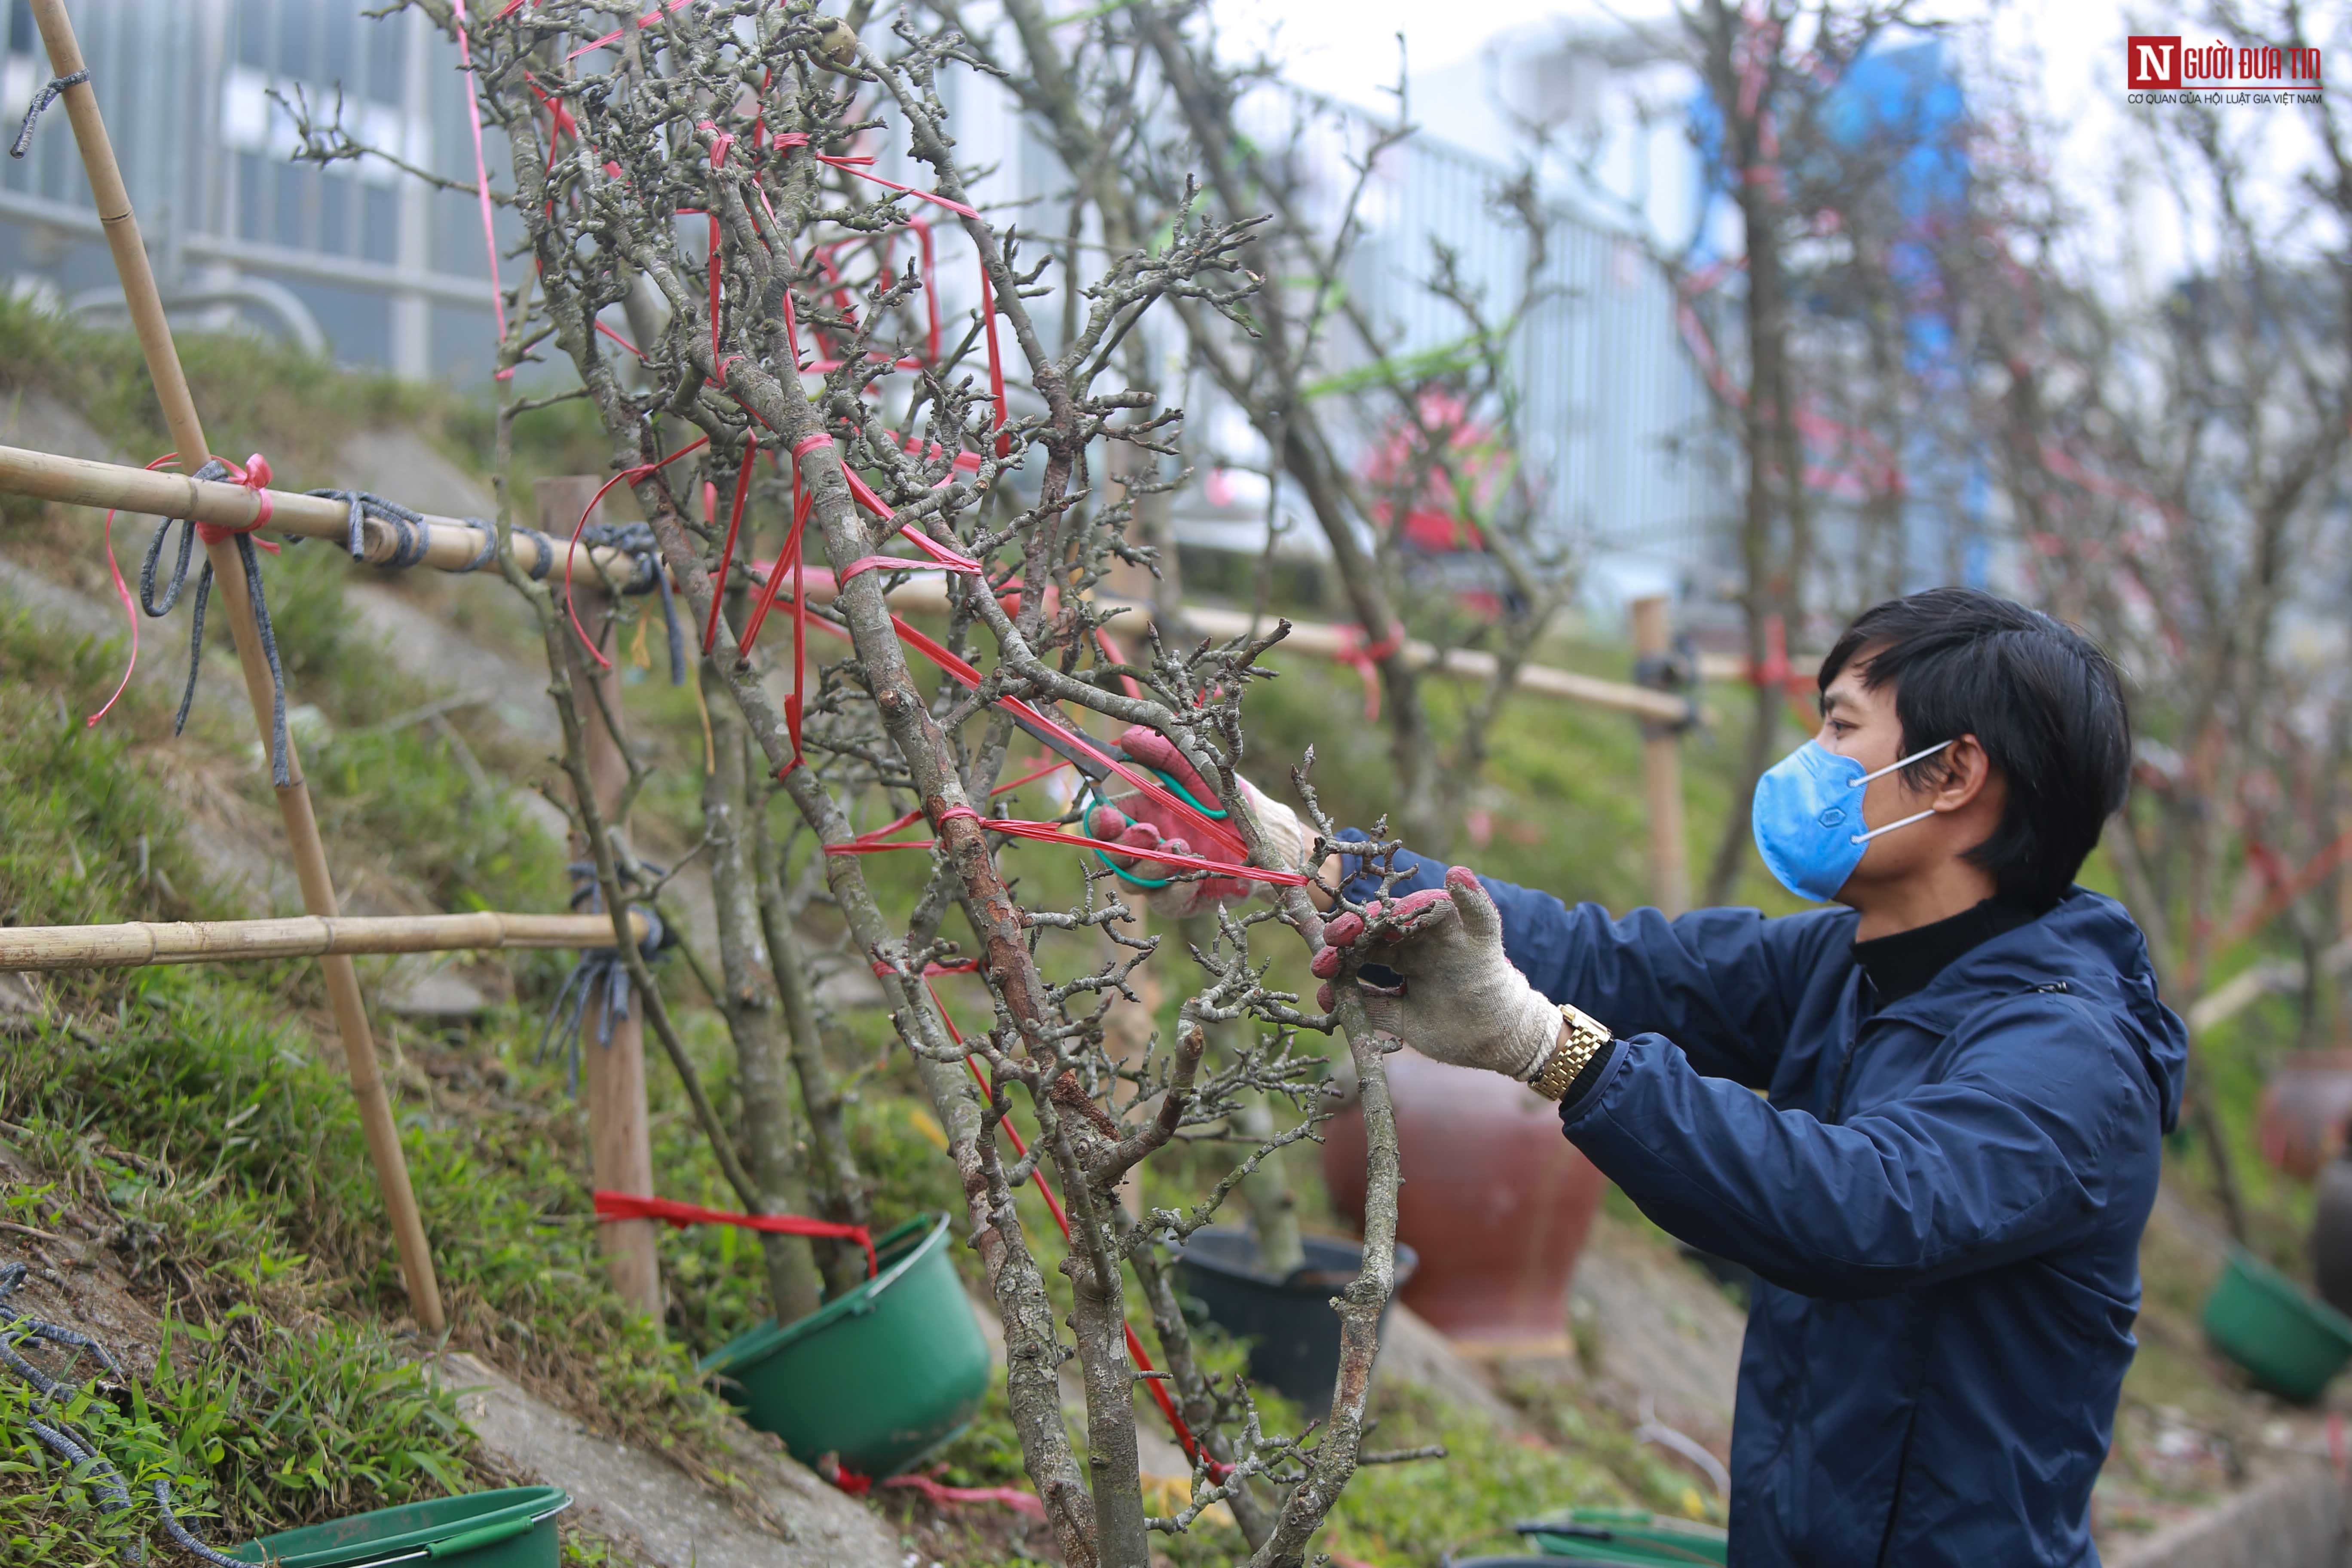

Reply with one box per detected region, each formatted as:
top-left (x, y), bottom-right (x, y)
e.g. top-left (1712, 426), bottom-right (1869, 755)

top-left (2128, 36), bottom-right (2181, 88)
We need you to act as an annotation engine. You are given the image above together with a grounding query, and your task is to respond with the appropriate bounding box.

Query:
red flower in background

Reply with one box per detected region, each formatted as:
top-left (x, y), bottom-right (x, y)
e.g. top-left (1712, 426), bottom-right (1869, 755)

top-left (1360, 390), bottom-right (1519, 556)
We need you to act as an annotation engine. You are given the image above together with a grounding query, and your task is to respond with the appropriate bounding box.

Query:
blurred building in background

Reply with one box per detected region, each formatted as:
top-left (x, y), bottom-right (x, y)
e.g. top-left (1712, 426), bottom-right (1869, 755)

top-left (0, 0), bottom-right (1731, 614)
top-left (1, 0), bottom-right (508, 382)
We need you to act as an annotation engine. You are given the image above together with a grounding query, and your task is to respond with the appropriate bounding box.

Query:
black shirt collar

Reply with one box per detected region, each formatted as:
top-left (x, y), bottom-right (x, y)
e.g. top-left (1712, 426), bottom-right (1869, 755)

top-left (1851, 895), bottom-right (2043, 1008)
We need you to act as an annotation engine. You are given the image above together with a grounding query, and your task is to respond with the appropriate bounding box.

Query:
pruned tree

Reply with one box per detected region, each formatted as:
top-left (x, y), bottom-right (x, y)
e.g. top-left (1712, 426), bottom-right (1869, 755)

top-left (923, 0), bottom-right (1583, 860)
top-left (295, 3), bottom-right (1421, 1562)
top-left (1954, 0), bottom-right (2352, 1238)
top-left (1554, 0), bottom-right (1949, 902)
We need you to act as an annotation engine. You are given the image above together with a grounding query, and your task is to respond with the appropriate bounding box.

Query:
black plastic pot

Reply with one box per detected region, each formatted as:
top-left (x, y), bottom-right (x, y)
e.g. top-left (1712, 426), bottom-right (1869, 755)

top-left (1174, 1228), bottom-right (1417, 1411)
top-left (2313, 1152), bottom-right (2352, 1317)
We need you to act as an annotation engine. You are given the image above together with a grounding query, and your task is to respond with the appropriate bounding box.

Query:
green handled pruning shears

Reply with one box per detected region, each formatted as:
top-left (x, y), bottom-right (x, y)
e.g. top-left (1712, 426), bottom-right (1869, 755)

top-left (998, 708), bottom-right (1227, 889)
top-left (1081, 770), bottom-right (1227, 889)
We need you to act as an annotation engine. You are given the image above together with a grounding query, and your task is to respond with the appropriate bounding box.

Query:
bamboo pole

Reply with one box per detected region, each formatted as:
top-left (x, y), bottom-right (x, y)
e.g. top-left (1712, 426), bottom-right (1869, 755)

top-left (752, 572), bottom-right (1698, 725)
top-left (28, 0), bottom-right (444, 1334)
top-left (1164, 600), bottom-right (1697, 725)
top-left (0, 911), bottom-right (651, 974)
top-left (0, 441), bottom-right (641, 581)
top-left (1, 435), bottom-right (1696, 725)
top-left (1632, 595), bottom-right (1691, 917)
top-left (539, 476), bottom-right (663, 1322)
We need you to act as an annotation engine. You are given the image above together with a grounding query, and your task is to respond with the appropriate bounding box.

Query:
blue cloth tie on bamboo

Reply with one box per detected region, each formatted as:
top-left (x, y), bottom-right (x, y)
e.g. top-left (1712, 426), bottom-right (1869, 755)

top-left (0, 1262), bottom-right (243, 1566)
top-left (539, 861), bottom-right (671, 1095)
top-left (9, 70), bottom-right (86, 159)
top-left (306, 489), bottom-right (500, 573)
top-left (579, 520), bottom-right (686, 685)
top-left (138, 457), bottom-right (294, 787)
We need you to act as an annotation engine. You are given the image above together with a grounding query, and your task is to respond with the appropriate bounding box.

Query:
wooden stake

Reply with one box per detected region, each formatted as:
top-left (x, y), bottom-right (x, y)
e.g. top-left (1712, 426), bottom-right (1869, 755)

top-left (538, 476), bottom-right (662, 1322)
top-left (1632, 595), bottom-right (1691, 918)
top-left (28, 0), bottom-right (444, 1333)
top-left (0, 911), bottom-right (650, 973)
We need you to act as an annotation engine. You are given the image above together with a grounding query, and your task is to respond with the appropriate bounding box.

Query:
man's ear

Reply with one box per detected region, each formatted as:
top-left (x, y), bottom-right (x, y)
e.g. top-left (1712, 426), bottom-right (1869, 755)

top-left (1930, 735), bottom-right (1994, 812)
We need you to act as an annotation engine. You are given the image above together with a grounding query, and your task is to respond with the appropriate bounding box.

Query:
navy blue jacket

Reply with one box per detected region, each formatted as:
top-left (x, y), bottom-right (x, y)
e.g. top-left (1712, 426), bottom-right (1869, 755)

top-left (1348, 848), bottom-right (2185, 1567)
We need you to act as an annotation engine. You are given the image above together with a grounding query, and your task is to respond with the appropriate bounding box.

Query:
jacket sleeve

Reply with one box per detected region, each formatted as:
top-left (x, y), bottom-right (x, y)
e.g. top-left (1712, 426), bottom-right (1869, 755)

top-left (1335, 830), bottom-right (1849, 1088)
top-left (1561, 991), bottom-right (2161, 1298)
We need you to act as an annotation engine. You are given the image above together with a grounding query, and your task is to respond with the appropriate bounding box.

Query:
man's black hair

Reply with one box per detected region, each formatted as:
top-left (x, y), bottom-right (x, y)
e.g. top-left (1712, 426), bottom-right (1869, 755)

top-left (1819, 588), bottom-right (2130, 909)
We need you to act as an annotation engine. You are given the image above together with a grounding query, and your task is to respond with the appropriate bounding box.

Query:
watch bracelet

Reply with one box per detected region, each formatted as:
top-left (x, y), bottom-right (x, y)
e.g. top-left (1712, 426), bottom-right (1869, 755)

top-left (1528, 1002), bottom-right (1611, 1101)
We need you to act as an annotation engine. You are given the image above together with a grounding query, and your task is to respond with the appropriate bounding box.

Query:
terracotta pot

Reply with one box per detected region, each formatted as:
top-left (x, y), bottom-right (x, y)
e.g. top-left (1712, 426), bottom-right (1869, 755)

top-left (2257, 1051), bottom-right (2352, 1180)
top-left (1322, 1051), bottom-right (1606, 1345)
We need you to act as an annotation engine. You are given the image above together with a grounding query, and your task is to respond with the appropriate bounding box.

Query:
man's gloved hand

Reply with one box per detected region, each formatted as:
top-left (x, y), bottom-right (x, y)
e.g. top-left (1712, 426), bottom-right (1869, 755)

top-left (1311, 866), bottom-right (1559, 1081)
top-left (1084, 725), bottom-right (1310, 920)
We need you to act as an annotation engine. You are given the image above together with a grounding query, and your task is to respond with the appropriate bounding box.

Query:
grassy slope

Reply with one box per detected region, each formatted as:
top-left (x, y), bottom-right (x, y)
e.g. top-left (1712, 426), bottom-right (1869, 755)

top-left (0, 298), bottom-right (2293, 1562)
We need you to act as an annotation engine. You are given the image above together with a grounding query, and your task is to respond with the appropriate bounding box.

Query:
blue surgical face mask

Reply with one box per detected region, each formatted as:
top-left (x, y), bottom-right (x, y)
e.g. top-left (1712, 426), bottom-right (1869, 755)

top-left (1751, 738), bottom-right (1955, 902)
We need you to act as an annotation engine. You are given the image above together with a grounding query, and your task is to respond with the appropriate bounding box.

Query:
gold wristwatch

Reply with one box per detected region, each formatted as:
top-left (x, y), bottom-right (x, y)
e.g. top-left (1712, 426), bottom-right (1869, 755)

top-left (1527, 1002), bottom-right (1613, 1102)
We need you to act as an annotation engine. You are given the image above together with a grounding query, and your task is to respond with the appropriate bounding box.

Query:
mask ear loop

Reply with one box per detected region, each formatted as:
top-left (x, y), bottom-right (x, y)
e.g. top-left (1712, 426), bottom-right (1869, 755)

top-left (1849, 738), bottom-right (1955, 788)
top-left (1847, 738), bottom-right (1957, 845)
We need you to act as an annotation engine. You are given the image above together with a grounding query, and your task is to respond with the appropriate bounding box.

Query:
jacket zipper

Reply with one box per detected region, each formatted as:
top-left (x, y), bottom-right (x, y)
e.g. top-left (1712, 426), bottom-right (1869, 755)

top-left (1830, 980), bottom-right (2073, 1123)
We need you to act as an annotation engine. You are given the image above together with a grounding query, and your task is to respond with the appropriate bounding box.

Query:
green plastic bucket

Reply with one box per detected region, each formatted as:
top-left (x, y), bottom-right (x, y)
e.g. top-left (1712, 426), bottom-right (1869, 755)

top-left (699, 1211), bottom-right (990, 1478)
top-left (2202, 1248), bottom-right (2352, 1403)
top-left (227, 1486), bottom-right (569, 1568)
top-left (1516, 1508), bottom-right (1728, 1564)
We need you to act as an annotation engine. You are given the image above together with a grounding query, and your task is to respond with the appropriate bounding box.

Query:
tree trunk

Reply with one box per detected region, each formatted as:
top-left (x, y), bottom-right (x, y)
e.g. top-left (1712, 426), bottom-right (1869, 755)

top-left (701, 664), bottom-right (826, 1324)
top-left (750, 791), bottom-right (873, 1299)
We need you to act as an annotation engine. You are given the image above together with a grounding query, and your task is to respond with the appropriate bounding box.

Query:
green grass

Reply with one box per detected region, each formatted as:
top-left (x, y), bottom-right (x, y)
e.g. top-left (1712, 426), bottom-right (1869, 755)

top-left (0, 626), bottom-right (765, 1547)
top-left (0, 1311), bottom-right (472, 1562)
top-left (1315, 1381), bottom-right (1706, 1567)
top-left (0, 297), bottom-right (440, 482)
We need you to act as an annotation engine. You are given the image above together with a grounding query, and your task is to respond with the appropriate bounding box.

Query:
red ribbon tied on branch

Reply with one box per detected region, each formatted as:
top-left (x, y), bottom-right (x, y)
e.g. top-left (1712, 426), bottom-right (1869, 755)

top-left (767, 132), bottom-right (980, 222)
top-left (1335, 624), bottom-right (1402, 722)
top-left (908, 967), bottom-right (1234, 1483)
top-left (593, 1189), bottom-right (876, 1277)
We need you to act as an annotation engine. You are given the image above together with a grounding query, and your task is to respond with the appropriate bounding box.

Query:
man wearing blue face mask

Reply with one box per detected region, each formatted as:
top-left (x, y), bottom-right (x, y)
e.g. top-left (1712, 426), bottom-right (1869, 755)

top-left (1098, 587), bottom-right (2184, 1568)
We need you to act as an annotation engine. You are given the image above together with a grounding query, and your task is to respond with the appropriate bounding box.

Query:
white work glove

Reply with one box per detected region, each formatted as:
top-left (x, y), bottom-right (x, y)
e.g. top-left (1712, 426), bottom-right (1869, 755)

top-left (1084, 725), bottom-right (1310, 921)
top-left (1311, 866), bottom-right (1560, 1081)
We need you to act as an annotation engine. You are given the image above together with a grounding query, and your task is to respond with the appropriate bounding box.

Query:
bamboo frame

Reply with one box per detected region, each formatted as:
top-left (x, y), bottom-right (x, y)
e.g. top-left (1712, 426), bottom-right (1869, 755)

top-left (0, 441), bottom-right (639, 581)
top-left (0, 432), bottom-right (1698, 727)
top-left (28, 0), bottom-right (444, 1333)
top-left (0, 911), bottom-right (652, 974)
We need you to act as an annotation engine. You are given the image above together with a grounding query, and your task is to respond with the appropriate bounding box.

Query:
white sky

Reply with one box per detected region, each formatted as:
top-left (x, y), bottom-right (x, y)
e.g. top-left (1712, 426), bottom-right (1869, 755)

top-left (1219, 0), bottom-right (2128, 119)
top-left (1212, 0), bottom-right (2335, 294)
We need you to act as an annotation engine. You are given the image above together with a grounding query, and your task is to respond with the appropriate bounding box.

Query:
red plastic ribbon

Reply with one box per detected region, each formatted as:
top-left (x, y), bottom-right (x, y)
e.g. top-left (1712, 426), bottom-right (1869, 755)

top-left (876, 1471), bottom-right (1046, 1520)
top-left (596, 318), bottom-right (644, 360)
top-left (737, 435), bottom-right (828, 776)
top-left (565, 0), bottom-right (697, 59)
top-left (593, 1189), bottom-right (876, 1277)
top-left (564, 437), bottom-right (710, 667)
top-left (450, 2), bottom-right (512, 380)
top-left (830, 808), bottom-right (1303, 887)
top-left (979, 267), bottom-right (1010, 458)
top-left (784, 600), bottom-right (1260, 872)
top-left (701, 437), bottom-right (760, 654)
top-left (732, 429), bottom-right (988, 780)
top-left (89, 453), bottom-right (190, 730)
top-left (1333, 624), bottom-right (1400, 723)
top-left (768, 131), bottom-right (981, 221)
top-left (913, 969), bottom-right (1232, 1483)
top-left (196, 453), bottom-right (278, 545)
